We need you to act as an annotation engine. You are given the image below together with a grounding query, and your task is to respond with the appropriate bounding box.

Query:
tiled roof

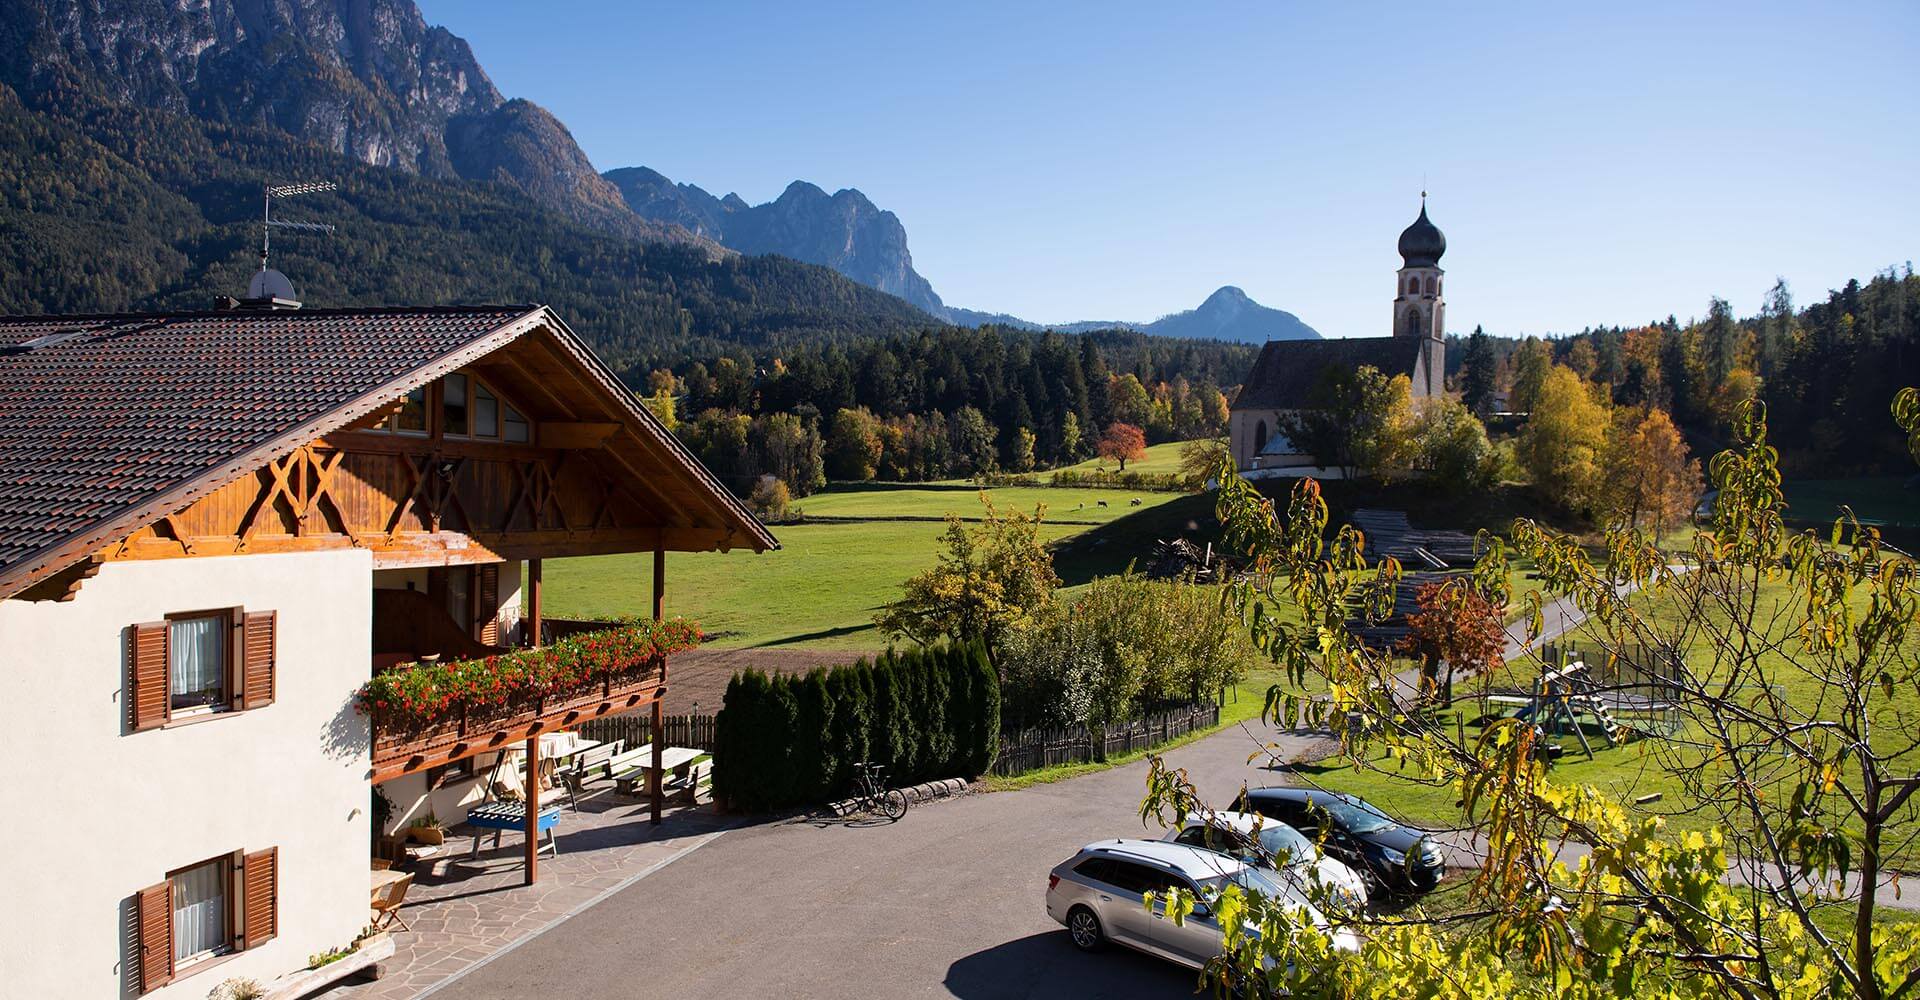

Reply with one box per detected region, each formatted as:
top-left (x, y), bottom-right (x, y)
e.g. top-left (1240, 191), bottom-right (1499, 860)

top-left (1232, 336), bottom-right (1423, 409)
top-left (0, 305), bottom-right (538, 593)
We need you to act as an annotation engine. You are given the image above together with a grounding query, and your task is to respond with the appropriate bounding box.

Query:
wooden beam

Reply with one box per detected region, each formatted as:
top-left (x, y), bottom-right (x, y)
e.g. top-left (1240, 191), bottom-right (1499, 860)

top-left (538, 422), bottom-right (622, 450)
top-left (527, 558), bottom-right (543, 648)
top-left (524, 736), bottom-right (540, 885)
top-left (652, 542), bottom-right (665, 623)
top-left (650, 697), bottom-right (664, 827)
top-left (10, 556), bottom-right (100, 602)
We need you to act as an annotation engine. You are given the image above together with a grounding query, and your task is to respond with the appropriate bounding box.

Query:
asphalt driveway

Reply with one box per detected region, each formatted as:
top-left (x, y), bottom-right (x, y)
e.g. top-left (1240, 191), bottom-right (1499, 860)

top-left (436, 717), bottom-right (1329, 999)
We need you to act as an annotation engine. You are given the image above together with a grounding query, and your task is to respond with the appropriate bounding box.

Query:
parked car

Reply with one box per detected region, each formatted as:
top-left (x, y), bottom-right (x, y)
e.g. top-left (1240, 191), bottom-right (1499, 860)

top-left (1232, 788), bottom-right (1445, 894)
top-left (1164, 810), bottom-right (1369, 912)
top-left (1046, 839), bottom-right (1359, 971)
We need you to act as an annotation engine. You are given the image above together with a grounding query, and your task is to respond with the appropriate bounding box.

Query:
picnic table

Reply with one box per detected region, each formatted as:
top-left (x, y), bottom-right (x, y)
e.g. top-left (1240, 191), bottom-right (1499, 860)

top-left (464, 801), bottom-right (563, 860)
top-left (613, 746), bottom-right (703, 797)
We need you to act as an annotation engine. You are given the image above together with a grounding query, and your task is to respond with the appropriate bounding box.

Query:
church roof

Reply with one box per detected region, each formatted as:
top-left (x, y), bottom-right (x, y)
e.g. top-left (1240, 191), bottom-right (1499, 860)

top-left (1398, 203), bottom-right (1446, 268)
top-left (1232, 336), bottom-right (1424, 410)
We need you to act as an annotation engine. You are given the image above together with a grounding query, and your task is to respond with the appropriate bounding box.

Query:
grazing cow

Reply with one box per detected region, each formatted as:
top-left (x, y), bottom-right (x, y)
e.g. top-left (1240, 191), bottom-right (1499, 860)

top-left (1129, 498), bottom-right (1142, 506)
top-left (1076, 502), bottom-right (1084, 510)
top-left (1096, 499), bottom-right (1109, 508)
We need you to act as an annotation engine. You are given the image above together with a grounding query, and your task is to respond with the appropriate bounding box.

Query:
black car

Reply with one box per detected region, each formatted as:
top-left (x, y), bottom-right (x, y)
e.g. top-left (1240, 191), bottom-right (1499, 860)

top-left (1232, 787), bottom-right (1445, 894)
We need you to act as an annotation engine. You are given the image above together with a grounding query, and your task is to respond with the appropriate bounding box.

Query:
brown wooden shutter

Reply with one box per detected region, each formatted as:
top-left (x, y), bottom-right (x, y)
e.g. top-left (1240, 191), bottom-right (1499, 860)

top-left (130, 622), bottom-right (170, 731)
top-left (135, 880), bottom-right (174, 993)
top-left (241, 848), bottom-right (278, 949)
top-left (242, 612), bottom-right (277, 709)
top-left (477, 564), bottom-right (501, 645)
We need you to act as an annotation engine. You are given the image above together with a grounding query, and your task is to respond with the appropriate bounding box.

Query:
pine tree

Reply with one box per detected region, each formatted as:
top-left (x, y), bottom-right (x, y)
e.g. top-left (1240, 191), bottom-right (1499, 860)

top-left (1461, 326), bottom-right (1498, 415)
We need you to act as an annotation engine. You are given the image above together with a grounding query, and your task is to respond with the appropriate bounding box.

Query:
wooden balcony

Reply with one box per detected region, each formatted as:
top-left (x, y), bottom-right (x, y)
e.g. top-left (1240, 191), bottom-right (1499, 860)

top-left (369, 654), bottom-right (666, 783)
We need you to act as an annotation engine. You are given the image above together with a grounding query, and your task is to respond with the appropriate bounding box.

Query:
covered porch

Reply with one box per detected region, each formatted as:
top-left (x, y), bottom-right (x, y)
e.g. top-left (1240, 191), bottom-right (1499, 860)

top-left (368, 551), bottom-right (695, 891)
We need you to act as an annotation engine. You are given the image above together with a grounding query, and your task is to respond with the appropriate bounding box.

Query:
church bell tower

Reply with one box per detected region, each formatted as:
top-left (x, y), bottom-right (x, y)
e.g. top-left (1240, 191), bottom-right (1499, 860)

top-left (1393, 196), bottom-right (1447, 396)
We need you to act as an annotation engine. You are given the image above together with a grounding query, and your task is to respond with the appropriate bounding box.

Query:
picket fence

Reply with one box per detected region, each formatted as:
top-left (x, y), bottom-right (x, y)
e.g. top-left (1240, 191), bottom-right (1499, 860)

top-left (579, 712), bottom-right (717, 752)
top-left (990, 702), bottom-right (1221, 778)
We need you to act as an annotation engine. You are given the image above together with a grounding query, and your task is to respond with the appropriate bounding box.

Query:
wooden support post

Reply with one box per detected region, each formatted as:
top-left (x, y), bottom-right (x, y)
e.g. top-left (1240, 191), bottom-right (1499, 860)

top-left (527, 558), bottom-right (543, 648)
top-left (651, 545), bottom-right (665, 623)
top-left (524, 736), bottom-right (540, 885)
top-left (650, 697), bottom-right (664, 825)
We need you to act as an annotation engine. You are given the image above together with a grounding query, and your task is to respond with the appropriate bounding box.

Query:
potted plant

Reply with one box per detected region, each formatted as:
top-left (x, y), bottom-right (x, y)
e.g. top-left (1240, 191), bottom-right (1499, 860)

top-left (407, 813), bottom-right (446, 846)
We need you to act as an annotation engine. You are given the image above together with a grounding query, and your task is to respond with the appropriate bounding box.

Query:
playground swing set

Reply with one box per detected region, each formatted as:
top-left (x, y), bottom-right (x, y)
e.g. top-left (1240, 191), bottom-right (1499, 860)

top-left (1483, 645), bottom-right (1685, 761)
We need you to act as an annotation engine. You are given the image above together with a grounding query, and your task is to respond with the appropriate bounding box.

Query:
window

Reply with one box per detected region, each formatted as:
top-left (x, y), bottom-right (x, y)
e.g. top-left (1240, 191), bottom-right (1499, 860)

top-left (136, 848), bottom-right (275, 994)
top-left (131, 610), bottom-right (276, 731)
top-left (391, 385), bottom-right (428, 434)
top-left (503, 401), bottom-right (530, 443)
top-left (168, 612), bottom-right (228, 715)
top-left (443, 373), bottom-right (470, 437)
top-left (170, 857), bottom-right (230, 967)
top-left (474, 382), bottom-right (500, 438)
top-left (1253, 420), bottom-right (1268, 454)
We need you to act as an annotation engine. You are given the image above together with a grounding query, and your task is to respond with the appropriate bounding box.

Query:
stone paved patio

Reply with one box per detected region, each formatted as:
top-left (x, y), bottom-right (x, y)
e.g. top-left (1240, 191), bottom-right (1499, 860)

top-left (315, 786), bottom-right (736, 999)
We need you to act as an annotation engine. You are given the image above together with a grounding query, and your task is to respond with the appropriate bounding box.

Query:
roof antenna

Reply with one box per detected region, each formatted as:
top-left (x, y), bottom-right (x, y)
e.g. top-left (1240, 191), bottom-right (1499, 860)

top-left (244, 180), bottom-right (336, 308)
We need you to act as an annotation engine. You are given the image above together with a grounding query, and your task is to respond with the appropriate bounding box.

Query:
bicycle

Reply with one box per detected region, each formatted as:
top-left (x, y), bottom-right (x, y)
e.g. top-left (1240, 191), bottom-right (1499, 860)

top-left (849, 761), bottom-right (908, 820)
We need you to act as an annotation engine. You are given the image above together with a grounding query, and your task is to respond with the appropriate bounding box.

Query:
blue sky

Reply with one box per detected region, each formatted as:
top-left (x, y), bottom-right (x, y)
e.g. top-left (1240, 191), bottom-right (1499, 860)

top-left (417, 1), bottom-right (1918, 338)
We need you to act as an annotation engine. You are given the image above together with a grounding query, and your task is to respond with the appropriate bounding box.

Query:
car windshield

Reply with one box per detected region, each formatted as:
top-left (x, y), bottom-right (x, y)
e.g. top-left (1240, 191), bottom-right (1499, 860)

top-left (1200, 867), bottom-right (1326, 925)
top-left (1254, 823), bottom-right (1316, 864)
top-left (1311, 795), bottom-right (1397, 835)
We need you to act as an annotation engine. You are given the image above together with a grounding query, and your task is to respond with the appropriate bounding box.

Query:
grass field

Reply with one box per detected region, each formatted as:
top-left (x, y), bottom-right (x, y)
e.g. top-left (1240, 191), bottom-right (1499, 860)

top-left (545, 480), bottom-right (1193, 649)
top-left (1053, 439), bottom-right (1197, 477)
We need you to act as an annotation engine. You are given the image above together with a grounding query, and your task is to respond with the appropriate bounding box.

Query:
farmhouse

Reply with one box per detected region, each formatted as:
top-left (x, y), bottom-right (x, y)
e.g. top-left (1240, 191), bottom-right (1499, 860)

top-left (1230, 201), bottom-right (1449, 471)
top-left (0, 299), bottom-right (774, 998)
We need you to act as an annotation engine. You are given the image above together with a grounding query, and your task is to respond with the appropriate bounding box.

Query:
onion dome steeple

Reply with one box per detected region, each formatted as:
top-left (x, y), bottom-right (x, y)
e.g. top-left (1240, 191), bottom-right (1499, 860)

top-left (1397, 196), bottom-right (1446, 268)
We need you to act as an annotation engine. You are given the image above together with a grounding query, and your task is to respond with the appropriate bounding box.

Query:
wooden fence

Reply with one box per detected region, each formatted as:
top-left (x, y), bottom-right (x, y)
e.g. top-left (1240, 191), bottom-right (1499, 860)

top-left (991, 702), bottom-right (1221, 778)
top-left (579, 712), bottom-right (717, 752)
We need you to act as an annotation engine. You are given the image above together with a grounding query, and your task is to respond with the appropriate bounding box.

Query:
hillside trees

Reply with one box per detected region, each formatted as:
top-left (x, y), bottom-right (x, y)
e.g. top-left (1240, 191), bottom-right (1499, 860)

top-left (1460, 326), bottom-right (1499, 415)
top-left (826, 406), bottom-right (884, 481)
top-left (1409, 396), bottom-right (1497, 494)
top-left (1517, 364), bottom-right (1609, 513)
top-left (1597, 406), bottom-right (1703, 539)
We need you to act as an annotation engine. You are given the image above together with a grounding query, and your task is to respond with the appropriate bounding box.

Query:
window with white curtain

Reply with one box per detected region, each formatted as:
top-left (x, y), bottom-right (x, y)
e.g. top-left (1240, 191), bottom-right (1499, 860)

top-left (172, 857), bottom-right (230, 965)
top-left (169, 613), bottom-right (227, 713)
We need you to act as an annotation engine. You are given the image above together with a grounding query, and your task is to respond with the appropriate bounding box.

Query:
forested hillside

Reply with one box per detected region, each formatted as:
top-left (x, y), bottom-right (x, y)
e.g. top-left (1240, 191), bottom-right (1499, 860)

top-left (1453, 269), bottom-right (1920, 474)
top-left (0, 83), bottom-right (936, 362)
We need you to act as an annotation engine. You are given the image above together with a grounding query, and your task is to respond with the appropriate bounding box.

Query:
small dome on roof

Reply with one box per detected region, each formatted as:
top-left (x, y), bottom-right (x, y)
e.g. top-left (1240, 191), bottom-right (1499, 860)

top-left (1397, 202), bottom-right (1446, 268)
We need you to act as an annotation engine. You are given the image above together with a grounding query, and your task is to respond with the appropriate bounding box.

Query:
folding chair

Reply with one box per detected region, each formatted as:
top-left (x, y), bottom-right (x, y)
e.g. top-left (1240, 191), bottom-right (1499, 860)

top-left (371, 873), bottom-right (414, 932)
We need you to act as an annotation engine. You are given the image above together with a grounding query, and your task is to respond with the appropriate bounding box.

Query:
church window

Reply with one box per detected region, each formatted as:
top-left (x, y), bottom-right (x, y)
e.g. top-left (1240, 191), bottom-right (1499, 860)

top-left (1425, 276), bottom-right (1436, 295)
top-left (1254, 420), bottom-right (1268, 453)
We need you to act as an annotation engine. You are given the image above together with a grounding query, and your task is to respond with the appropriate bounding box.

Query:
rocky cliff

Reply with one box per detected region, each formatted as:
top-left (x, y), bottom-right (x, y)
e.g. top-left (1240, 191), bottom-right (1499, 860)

top-left (0, 0), bottom-right (704, 246)
top-left (607, 168), bottom-right (947, 316)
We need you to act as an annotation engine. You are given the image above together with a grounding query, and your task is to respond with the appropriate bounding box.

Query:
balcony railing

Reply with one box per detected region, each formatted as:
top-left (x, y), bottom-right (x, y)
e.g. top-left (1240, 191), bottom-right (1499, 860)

top-left (361, 619), bottom-right (697, 782)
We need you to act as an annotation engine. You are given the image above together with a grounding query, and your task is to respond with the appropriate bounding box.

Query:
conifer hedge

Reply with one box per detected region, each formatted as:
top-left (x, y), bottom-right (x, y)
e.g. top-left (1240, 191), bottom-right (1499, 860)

top-left (711, 641), bottom-right (998, 812)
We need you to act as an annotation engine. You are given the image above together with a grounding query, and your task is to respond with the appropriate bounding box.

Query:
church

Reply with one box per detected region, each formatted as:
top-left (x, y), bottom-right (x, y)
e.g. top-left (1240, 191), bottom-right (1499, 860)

top-left (1229, 201), bottom-right (1449, 471)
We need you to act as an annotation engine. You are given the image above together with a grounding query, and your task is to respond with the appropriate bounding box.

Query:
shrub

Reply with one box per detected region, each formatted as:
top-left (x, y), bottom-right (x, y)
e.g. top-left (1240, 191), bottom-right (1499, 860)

top-left (997, 573), bottom-right (1249, 729)
top-left (712, 643), bottom-right (997, 811)
top-left (792, 669), bottom-right (836, 801)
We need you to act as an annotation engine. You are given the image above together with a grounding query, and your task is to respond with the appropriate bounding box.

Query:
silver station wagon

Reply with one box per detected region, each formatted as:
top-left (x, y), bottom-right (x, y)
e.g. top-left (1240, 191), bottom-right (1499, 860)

top-left (1045, 838), bottom-right (1358, 970)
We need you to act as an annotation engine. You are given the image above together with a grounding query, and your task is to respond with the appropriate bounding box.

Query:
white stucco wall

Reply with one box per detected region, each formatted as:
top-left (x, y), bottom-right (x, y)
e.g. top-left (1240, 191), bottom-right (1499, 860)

top-left (0, 550), bottom-right (373, 999)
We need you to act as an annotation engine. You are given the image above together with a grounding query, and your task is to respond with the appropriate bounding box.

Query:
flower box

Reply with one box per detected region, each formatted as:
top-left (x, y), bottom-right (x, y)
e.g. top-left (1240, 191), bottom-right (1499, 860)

top-left (358, 618), bottom-right (698, 734)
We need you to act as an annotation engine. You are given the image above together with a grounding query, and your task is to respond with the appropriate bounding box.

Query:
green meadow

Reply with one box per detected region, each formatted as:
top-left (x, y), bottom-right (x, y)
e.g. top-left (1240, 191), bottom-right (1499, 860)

top-left (544, 479), bottom-right (1196, 650)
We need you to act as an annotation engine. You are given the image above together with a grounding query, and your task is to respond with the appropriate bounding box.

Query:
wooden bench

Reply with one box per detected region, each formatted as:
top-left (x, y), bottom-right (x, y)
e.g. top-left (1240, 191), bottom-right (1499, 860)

top-left (603, 743), bottom-right (654, 786)
top-left (566, 739), bottom-right (625, 780)
top-left (667, 759), bottom-right (710, 805)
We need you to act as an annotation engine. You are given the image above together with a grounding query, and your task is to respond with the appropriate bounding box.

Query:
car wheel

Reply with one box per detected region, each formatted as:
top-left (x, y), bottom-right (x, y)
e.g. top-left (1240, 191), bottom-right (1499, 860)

top-left (1066, 906), bottom-right (1105, 952)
